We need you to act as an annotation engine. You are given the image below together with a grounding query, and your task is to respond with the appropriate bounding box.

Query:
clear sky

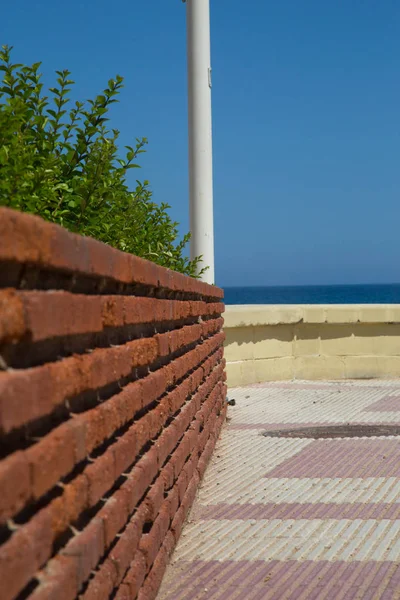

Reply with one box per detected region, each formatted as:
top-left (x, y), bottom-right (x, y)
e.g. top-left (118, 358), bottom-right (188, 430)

top-left (3, 1), bottom-right (400, 287)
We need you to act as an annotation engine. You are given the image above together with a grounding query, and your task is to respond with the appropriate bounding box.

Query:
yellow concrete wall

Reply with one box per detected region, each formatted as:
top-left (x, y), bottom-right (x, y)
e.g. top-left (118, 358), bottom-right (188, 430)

top-left (224, 305), bottom-right (400, 387)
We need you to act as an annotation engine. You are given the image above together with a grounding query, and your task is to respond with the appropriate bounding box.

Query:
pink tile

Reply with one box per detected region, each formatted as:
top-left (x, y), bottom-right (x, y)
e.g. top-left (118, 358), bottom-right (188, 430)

top-left (198, 502), bottom-right (400, 521)
top-left (266, 438), bottom-right (400, 478)
top-left (364, 395), bottom-right (400, 411)
top-left (159, 561), bottom-right (400, 599)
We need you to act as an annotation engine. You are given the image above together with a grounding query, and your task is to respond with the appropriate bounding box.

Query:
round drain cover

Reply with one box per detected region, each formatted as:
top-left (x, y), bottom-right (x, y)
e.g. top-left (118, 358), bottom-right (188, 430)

top-left (262, 424), bottom-right (400, 439)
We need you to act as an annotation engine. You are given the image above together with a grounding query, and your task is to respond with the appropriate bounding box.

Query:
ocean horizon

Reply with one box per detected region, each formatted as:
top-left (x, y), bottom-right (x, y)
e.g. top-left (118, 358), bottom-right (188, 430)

top-left (223, 283), bottom-right (400, 305)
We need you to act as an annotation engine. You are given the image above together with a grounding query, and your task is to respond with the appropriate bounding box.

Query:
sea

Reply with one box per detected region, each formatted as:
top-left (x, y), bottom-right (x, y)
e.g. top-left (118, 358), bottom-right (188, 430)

top-left (223, 284), bottom-right (400, 305)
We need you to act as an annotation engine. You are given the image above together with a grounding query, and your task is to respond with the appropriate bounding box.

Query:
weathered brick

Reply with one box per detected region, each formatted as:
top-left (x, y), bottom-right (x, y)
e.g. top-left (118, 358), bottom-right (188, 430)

top-left (120, 550), bottom-right (147, 598)
top-left (0, 337), bottom-right (159, 434)
top-left (140, 370), bottom-right (167, 408)
top-left (99, 491), bottom-right (130, 547)
top-left (108, 506), bottom-right (146, 584)
top-left (100, 295), bottom-right (124, 327)
top-left (86, 451), bottom-right (116, 506)
top-left (0, 366), bottom-right (54, 434)
top-left (27, 422), bottom-right (78, 500)
top-left (143, 478), bottom-right (165, 522)
top-left (137, 533), bottom-right (173, 600)
top-left (30, 555), bottom-right (79, 600)
top-left (0, 527), bottom-right (36, 600)
top-left (0, 207), bottom-right (223, 298)
top-left (113, 433), bottom-right (138, 478)
top-left (172, 436), bottom-right (191, 480)
top-left (62, 517), bottom-right (105, 589)
top-left (21, 291), bottom-right (103, 342)
top-left (176, 469), bottom-right (189, 503)
top-left (155, 423), bottom-right (180, 467)
top-left (139, 505), bottom-right (170, 571)
top-left (165, 485), bottom-right (179, 520)
top-left (0, 507), bottom-right (54, 600)
top-left (63, 473), bottom-right (89, 523)
top-left (81, 560), bottom-right (117, 600)
top-left (159, 461), bottom-right (174, 491)
top-left (147, 403), bottom-right (168, 440)
top-left (0, 288), bottom-right (25, 344)
top-left (0, 450), bottom-right (31, 524)
top-left (170, 503), bottom-right (186, 542)
top-left (121, 448), bottom-right (159, 513)
top-left (197, 437), bottom-right (217, 478)
top-left (0, 207), bottom-right (53, 266)
top-left (0, 207), bottom-right (227, 600)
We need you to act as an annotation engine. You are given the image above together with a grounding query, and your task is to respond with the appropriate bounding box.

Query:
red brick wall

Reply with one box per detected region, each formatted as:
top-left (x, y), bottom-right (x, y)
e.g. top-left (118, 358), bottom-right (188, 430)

top-left (0, 208), bottom-right (226, 600)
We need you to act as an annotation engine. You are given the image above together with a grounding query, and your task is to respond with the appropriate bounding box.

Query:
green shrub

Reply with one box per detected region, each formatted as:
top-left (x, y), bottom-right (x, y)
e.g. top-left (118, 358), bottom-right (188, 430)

top-left (0, 45), bottom-right (205, 277)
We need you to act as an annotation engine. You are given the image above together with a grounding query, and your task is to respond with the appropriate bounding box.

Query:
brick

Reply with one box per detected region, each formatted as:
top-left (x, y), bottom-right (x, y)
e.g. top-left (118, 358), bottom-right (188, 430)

top-left (26, 422), bottom-right (79, 500)
top-left (121, 550), bottom-right (147, 598)
top-left (147, 404), bottom-right (169, 439)
top-left (182, 470), bottom-right (200, 512)
top-left (99, 491), bottom-right (130, 547)
top-left (81, 560), bottom-right (117, 600)
top-left (137, 535), bottom-right (172, 600)
top-left (0, 207), bottom-right (53, 265)
top-left (143, 478), bottom-right (165, 522)
top-left (166, 386), bottom-right (186, 416)
top-left (20, 291), bottom-right (103, 342)
top-left (114, 380), bottom-right (143, 422)
top-left (197, 437), bottom-right (217, 478)
top-left (50, 494), bottom-right (69, 537)
top-left (162, 529), bottom-right (175, 558)
top-left (86, 451), bottom-right (116, 506)
top-left (113, 429), bottom-right (142, 477)
top-left (159, 462), bottom-right (174, 491)
top-left (62, 517), bottom-right (105, 589)
top-left (82, 407), bottom-right (109, 456)
top-left (113, 433), bottom-right (138, 478)
top-left (30, 555), bottom-right (79, 600)
top-left (156, 423), bottom-right (180, 467)
top-left (0, 288), bottom-right (25, 344)
top-left (114, 583), bottom-right (131, 600)
top-left (170, 504), bottom-right (186, 542)
top-left (186, 426), bottom-right (199, 452)
top-left (100, 295), bottom-right (124, 328)
top-left (123, 296), bottom-right (155, 325)
top-left (0, 507), bottom-right (54, 600)
top-left (171, 437), bottom-right (191, 480)
top-left (165, 485), bottom-right (179, 520)
top-left (0, 450), bottom-right (31, 524)
top-left (63, 474), bottom-right (89, 523)
top-left (0, 527), bottom-right (36, 600)
top-left (176, 469), bottom-right (189, 503)
top-left (0, 208), bottom-right (223, 299)
top-left (140, 370), bottom-right (167, 408)
top-left (108, 508), bottom-right (145, 584)
top-left (139, 506), bottom-right (170, 571)
top-left (190, 366), bottom-right (204, 392)
top-left (0, 367), bottom-right (54, 434)
top-left (154, 332), bottom-right (170, 357)
top-left (121, 448), bottom-right (159, 513)
top-left (0, 336), bottom-right (159, 434)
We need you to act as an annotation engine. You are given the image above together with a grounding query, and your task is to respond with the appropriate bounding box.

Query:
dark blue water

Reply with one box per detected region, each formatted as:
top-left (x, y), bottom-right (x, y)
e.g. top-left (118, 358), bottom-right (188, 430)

top-left (224, 284), bottom-right (400, 305)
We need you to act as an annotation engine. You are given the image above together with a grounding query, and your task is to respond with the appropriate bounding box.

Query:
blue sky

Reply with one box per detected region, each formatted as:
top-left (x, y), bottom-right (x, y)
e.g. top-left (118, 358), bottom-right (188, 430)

top-left (3, 1), bottom-right (400, 287)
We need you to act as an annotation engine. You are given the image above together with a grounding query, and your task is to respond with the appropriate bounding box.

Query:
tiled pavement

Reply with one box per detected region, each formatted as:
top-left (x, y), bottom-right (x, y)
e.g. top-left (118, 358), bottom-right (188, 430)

top-left (157, 381), bottom-right (400, 599)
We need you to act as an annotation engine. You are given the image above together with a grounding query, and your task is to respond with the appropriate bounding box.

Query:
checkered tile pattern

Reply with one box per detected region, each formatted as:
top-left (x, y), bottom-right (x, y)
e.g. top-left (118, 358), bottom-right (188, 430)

top-left (157, 381), bottom-right (400, 599)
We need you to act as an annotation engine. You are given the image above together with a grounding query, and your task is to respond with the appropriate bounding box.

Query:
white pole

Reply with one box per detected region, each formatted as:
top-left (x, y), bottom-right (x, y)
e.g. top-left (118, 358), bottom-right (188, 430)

top-left (185, 0), bottom-right (215, 284)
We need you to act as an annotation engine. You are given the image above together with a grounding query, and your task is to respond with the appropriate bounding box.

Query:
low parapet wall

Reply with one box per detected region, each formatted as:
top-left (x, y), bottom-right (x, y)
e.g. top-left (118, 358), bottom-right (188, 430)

top-left (0, 208), bottom-right (226, 600)
top-left (224, 304), bottom-right (400, 387)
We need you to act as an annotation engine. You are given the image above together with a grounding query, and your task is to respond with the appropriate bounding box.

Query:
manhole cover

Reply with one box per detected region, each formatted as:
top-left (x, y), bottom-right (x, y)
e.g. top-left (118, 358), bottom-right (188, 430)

top-left (262, 425), bottom-right (400, 439)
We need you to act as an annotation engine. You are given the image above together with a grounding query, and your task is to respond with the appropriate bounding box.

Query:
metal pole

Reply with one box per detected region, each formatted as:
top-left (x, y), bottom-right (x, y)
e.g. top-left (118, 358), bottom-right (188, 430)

top-left (185, 0), bottom-right (215, 284)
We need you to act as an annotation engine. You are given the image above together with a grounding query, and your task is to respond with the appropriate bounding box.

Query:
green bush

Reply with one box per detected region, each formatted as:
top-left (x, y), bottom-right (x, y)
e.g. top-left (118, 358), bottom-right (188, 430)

top-left (0, 45), bottom-right (205, 277)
